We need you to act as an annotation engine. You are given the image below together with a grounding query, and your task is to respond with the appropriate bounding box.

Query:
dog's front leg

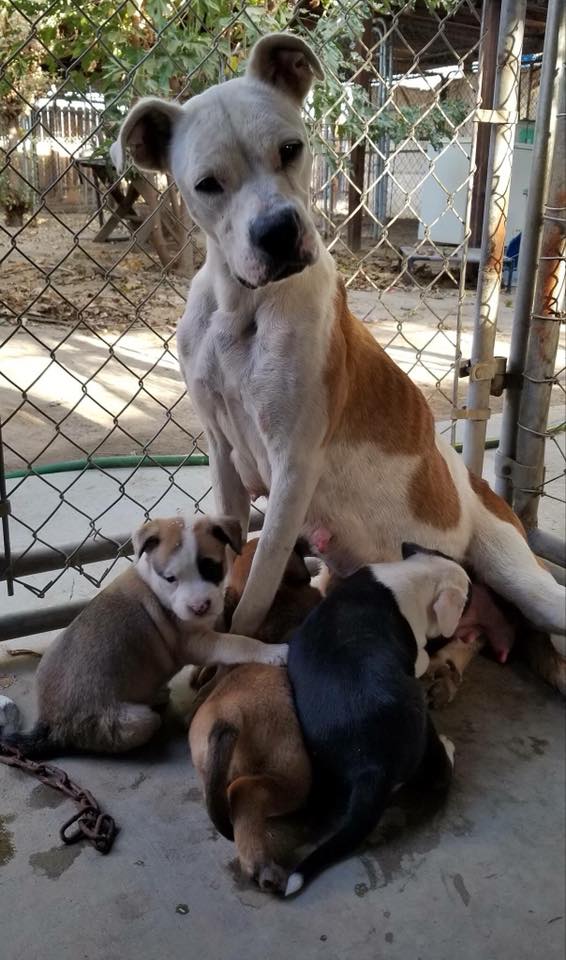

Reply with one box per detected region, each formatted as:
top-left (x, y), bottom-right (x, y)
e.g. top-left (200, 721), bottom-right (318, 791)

top-left (230, 454), bottom-right (322, 636)
top-left (208, 432), bottom-right (250, 539)
top-left (185, 631), bottom-right (288, 667)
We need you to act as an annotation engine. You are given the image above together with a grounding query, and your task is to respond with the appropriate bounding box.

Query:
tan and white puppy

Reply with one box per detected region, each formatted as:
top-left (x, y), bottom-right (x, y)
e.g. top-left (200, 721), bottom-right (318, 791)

top-left (112, 33), bottom-right (565, 694)
top-left (0, 515), bottom-right (287, 758)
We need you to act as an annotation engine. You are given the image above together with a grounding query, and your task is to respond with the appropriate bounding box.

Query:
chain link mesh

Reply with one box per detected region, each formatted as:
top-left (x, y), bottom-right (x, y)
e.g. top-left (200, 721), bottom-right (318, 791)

top-left (0, 0), bottom-right (561, 610)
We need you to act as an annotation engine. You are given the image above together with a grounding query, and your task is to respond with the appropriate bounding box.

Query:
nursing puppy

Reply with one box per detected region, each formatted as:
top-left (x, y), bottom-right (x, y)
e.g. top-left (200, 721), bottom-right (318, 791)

top-left (189, 539), bottom-right (319, 890)
top-left (283, 547), bottom-right (470, 895)
top-left (224, 536), bottom-right (322, 642)
top-left (0, 515), bottom-right (287, 758)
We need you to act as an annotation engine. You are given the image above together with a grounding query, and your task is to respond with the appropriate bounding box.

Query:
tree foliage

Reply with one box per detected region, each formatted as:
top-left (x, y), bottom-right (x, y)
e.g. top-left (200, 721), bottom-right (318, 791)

top-left (0, 0), bottom-right (469, 143)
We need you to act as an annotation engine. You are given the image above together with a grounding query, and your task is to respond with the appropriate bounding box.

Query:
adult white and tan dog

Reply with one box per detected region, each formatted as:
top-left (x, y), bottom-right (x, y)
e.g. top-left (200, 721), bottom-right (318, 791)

top-left (112, 33), bottom-right (565, 691)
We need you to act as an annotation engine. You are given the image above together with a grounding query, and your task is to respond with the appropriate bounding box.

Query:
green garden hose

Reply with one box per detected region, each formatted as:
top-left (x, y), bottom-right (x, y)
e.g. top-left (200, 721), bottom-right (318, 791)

top-left (4, 441), bottom-right (501, 481)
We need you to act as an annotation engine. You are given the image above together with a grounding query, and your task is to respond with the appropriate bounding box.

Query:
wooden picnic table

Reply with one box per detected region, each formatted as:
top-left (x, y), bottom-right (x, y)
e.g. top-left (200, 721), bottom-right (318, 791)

top-left (75, 157), bottom-right (194, 276)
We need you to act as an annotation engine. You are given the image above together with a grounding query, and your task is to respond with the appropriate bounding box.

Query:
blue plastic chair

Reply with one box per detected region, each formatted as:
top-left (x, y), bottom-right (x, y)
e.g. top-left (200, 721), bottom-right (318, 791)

top-left (504, 232), bottom-right (521, 291)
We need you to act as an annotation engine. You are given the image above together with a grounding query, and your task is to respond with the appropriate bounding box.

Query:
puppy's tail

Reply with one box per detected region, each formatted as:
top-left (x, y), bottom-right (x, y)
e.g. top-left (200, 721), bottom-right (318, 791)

top-left (205, 720), bottom-right (239, 841)
top-left (285, 769), bottom-right (389, 897)
top-left (1, 720), bottom-right (62, 760)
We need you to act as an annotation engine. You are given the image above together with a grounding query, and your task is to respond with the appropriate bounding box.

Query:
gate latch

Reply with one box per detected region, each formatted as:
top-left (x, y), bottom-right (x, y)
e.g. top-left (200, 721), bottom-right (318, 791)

top-left (459, 356), bottom-right (508, 397)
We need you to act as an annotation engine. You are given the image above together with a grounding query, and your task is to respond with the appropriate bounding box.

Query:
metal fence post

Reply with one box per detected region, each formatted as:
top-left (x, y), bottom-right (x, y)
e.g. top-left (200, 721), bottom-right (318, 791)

top-left (495, 0), bottom-right (565, 502)
top-left (512, 49), bottom-right (566, 531)
top-left (462, 0), bottom-right (526, 477)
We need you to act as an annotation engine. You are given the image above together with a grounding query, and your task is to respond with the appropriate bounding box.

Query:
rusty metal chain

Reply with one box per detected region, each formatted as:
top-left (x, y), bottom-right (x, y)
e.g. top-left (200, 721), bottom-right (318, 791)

top-left (0, 742), bottom-right (119, 854)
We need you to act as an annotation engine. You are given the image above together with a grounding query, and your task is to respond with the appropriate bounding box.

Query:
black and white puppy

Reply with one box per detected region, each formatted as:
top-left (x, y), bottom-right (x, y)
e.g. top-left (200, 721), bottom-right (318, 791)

top-left (284, 545), bottom-right (470, 895)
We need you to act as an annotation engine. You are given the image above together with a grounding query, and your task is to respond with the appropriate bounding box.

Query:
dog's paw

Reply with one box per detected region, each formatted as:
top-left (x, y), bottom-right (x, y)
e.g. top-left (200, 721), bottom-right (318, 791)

top-left (426, 660), bottom-right (461, 710)
top-left (0, 695), bottom-right (22, 738)
top-left (257, 862), bottom-right (288, 895)
top-left (264, 643), bottom-right (288, 666)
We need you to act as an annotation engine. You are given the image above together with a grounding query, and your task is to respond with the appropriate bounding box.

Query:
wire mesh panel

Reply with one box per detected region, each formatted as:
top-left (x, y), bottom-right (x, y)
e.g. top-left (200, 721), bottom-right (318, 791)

top-left (0, 0), bottom-right (555, 625)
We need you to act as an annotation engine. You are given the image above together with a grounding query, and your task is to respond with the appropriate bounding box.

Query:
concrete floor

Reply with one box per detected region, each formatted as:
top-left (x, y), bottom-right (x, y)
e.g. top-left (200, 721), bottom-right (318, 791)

top-left (1, 655), bottom-right (564, 960)
top-left (1, 426), bottom-right (565, 959)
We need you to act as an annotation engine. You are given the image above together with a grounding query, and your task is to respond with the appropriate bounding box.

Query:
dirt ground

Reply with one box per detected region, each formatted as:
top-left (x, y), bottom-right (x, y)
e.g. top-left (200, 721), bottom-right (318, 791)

top-left (1, 211), bottom-right (564, 472)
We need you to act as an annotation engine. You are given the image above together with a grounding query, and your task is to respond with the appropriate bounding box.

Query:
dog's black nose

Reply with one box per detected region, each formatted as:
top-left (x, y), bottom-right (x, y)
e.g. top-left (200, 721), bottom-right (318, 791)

top-left (249, 207), bottom-right (301, 259)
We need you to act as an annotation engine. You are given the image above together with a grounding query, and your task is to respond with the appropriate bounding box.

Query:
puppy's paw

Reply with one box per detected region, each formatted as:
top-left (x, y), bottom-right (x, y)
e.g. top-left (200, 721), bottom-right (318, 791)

top-left (263, 643), bottom-right (288, 666)
top-left (426, 660), bottom-right (461, 710)
top-left (0, 695), bottom-right (22, 738)
top-left (257, 862), bottom-right (288, 895)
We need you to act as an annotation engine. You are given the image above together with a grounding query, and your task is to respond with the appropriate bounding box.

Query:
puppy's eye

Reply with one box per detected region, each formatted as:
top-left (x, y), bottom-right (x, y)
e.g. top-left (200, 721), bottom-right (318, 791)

top-left (197, 557), bottom-right (224, 585)
top-left (280, 141), bottom-right (303, 168)
top-left (163, 575), bottom-right (177, 584)
top-left (195, 176), bottom-right (223, 194)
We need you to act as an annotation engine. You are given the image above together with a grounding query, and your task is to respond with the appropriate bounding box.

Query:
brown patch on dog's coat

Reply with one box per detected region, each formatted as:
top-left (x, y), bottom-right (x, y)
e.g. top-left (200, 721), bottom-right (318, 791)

top-left (325, 281), bottom-right (461, 529)
top-left (468, 471), bottom-right (526, 537)
top-left (325, 281), bottom-right (434, 453)
top-left (409, 454), bottom-right (461, 529)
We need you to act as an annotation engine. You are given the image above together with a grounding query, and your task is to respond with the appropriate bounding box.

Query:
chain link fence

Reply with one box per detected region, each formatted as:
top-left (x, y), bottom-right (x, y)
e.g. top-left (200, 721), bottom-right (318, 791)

top-left (0, 0), bottom-right (563, 636)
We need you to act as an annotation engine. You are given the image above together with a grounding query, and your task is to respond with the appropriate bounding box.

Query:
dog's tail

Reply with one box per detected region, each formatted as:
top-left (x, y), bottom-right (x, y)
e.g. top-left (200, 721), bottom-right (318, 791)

top-left (285, 768), bottom-right (390, 896)
top-left (205, 720), bottom-right (239, 841)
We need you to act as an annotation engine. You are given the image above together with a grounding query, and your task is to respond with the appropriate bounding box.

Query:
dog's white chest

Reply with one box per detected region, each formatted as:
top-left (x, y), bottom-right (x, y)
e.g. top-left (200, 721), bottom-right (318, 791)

top-left (184, 313), bottom-right (276, 492)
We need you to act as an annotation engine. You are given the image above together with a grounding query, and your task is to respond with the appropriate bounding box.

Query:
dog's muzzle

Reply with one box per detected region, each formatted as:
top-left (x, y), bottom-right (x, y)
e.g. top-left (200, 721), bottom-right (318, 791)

top-left (247, 206), bottom-right (313, 286)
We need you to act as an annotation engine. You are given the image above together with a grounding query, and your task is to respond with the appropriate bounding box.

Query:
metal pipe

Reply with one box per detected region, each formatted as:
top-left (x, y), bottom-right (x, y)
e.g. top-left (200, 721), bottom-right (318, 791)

top-left (0, 601), bottom-right (88, 641)
top-left (462, 0), bottom-right (527, 476)
top-left (470, 0), bottom-right (501, 247)
top-left (527, 528), bottom-right (566, 571)
top-left (513, 54), bottom-right (566, 529)
top-left (0, 510), bottom-right (265, 583)
top-left (0, 420), bottom-right (14, 596)
top-left (495, 0), bottom-right (565, 500)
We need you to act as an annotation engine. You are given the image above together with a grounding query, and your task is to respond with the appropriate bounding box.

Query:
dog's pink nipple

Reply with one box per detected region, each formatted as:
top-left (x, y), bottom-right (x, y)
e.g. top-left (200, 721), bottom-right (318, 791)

top-left (311, 527), bottom-right (331, 554)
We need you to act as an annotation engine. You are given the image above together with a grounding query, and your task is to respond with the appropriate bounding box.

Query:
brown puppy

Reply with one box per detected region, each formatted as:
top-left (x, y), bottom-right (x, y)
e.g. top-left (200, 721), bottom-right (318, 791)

top-left (189, 539), bottom-right (320, 890)
top-left (224, 536), bottom-right (322, 642)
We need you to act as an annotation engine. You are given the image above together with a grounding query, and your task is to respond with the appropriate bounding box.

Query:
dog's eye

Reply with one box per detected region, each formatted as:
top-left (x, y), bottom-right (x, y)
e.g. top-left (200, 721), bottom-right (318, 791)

top-left (280, 141), bottom-right (303, 167)
top-left (195, 176), bottom-right (223, 194)
top-left (163, 574), bottom-right (177, 584)
top-left (197, 557), bottom-right (224, 585)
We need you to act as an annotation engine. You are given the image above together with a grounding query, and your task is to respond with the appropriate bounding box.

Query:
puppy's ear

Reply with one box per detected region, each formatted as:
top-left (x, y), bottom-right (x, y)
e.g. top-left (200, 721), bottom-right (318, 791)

top-left (110, 97), bottom-right (184, 174)
top-left (132, 520), bottom-right (161, 559)
top-left (433, 586), bottom-right (468, 638)
top-left (246, 32), bottom-right (323, 104)
top-left (211, 516), bottom-right (243, 555)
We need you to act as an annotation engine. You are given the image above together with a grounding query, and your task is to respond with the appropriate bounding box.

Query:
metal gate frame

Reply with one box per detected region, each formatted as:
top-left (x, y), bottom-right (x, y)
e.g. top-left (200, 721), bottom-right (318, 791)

top-left (461, 0), bottom-right (565, 570)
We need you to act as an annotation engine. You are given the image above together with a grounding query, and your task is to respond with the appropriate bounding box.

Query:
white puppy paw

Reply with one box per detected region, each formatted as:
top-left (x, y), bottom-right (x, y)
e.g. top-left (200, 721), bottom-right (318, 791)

top-left (0, 695), bottom-right (22, 738)
top-left (264, 643), bottom-right (288, 666)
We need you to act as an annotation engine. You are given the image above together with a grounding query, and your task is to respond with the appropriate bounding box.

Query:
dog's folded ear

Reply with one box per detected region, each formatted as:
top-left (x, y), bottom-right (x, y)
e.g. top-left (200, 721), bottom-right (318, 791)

top-left (246, 32), bottom-right (324, 103)
top-left (110, 97), bottom-right (184, 175)
top-left (132, 520), bottom-right (161, 559)
top-left (433, 585), bottom-right (468, 638)
top-left (211, 516), bottom-right (243, 555)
